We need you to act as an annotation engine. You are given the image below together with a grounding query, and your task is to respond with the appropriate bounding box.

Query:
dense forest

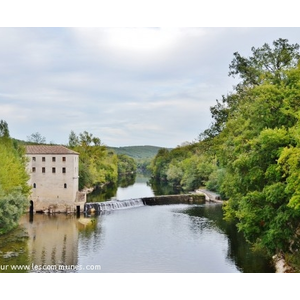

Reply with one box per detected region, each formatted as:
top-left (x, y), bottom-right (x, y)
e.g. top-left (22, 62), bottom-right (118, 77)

top-left (150, 38), bottom-right (300, 263)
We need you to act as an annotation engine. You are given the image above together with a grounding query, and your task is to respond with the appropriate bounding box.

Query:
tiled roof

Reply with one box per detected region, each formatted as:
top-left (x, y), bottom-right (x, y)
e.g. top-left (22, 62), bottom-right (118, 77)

top-left (25, 145), bottom-right (79, 155)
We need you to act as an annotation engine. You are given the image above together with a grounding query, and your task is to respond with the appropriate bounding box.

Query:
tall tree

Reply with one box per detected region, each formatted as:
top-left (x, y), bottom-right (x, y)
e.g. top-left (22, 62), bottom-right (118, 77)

top-left (27, 132), bottom-right (46, 144)
top-left (200, 38), bottom-right (300, 140)
top-left (229, 38), bottom-right (300, 86)
top-left (0, 120), bottom-right (9, 138)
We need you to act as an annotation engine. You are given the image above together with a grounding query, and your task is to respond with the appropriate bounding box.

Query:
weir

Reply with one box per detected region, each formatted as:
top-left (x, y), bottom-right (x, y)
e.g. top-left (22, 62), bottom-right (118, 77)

top-left (84, 193), bottom-right (207, 214)
top-left (84, 199), bottom-right (144, 213)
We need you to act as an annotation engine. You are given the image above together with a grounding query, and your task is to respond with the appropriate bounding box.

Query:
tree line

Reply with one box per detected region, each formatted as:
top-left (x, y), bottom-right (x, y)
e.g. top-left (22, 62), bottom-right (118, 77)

top-left (150, 38), bottom-right (300, 262)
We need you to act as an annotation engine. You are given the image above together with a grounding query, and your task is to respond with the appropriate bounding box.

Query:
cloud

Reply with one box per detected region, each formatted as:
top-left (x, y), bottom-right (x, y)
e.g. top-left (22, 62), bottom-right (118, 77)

top-left (1, 27), bottom-right (300, 147)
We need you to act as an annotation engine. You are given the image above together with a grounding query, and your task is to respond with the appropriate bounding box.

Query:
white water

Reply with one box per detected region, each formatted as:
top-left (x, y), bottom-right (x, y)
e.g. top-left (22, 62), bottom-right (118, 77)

top-left (85, 198), bottom-right (144, 212)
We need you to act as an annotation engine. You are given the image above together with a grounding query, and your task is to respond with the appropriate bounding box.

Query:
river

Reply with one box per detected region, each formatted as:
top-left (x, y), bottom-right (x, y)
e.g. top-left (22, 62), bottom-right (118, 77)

top-left (0, 174), bottom-right (274, 273)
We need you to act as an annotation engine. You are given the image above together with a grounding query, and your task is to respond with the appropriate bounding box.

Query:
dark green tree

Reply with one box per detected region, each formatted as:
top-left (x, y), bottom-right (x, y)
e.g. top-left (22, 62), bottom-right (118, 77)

top-left (0, 120), bottom-right (9, 138)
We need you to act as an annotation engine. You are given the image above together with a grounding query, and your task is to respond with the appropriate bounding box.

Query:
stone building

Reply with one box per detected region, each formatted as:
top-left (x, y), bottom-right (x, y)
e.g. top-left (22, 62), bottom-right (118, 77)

top-left (25, 145), bottom-right (86, 213)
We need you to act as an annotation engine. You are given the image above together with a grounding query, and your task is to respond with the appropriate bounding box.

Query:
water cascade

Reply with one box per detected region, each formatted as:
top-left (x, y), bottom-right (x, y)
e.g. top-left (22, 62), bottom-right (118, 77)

top-left (84, 199), bottom-right (144, 214)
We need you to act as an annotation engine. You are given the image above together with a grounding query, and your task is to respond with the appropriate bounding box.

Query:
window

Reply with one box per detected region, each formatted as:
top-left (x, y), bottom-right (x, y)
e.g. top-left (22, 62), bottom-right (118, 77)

top-left (64, 183), bottom-right (67, 189)
top-left (52, 157), bottom-right (56, 162)
top-left (42, 157), bottom-right (46, 162)
top-left (32, 167), bottom-right (36, 173)
top-left (33, 183), bottom-right (36, 188)
top-left (62, 167), bottom-right (66, 173)
top-left (42, 167), bottom-right (46, 173)
top-left (62, 157), bottom-right (66, 162)
top-left (52, 167), bottom-right (56, 173)
top-left (32, 157), bottom-right (36, 162)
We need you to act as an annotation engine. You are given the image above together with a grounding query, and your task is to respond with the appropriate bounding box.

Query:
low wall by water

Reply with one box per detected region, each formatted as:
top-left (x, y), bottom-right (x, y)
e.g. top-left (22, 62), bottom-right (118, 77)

top-left (84, 194), bottom-right (206, 214)
top-left (142, 194), bottom-right (205, 205)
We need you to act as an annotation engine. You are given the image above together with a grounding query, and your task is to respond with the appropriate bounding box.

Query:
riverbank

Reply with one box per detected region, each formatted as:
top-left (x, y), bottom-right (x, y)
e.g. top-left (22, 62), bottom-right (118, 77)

top-left (194, 188), bottom-right (223, 203)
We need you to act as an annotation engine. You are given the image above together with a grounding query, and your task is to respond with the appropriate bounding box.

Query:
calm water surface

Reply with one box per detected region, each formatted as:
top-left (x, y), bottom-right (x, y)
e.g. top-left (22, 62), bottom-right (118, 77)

top-left (0, 175), bottom-right (274, 273)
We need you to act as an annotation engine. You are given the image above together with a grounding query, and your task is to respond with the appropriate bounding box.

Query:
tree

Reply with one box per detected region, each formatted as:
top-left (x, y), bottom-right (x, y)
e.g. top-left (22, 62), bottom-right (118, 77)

top-left (179, 39), bottom-right (300, 256)
top-left (0, 121), bottom-right (30, 235)
top-left (229, 38), bottom-right (300, 86)
top-left (68, 130), bottom-right (118, 189)
top-left (27, 132), bottom-right (46, 144)
top-left (117, 154), bottom-right (137, 175)
top-left (200, 39), bottom-right (300, 140)
top-left (0, 120), bottom-right (9, 138)
top-left (218, 53), bottom-right (300, 254)
top-left (0, 188), bottom-right (29, 235)
top-left (68, 130), bottom-right (79, 148)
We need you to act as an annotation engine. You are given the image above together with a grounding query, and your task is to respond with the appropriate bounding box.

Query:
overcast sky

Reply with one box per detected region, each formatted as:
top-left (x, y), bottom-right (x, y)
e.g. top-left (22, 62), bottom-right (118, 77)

top-left (1, 27), bottom-right (300, 148)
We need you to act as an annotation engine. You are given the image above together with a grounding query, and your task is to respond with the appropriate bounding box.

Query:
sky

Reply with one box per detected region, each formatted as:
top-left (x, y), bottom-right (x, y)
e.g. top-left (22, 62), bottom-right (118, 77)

top-left (1, 26), bottom-right (300, 148)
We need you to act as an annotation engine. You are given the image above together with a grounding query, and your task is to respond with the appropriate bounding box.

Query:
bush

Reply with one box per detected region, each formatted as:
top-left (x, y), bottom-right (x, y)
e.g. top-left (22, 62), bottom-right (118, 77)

top-left (0, 188), bottom-right (28, 235)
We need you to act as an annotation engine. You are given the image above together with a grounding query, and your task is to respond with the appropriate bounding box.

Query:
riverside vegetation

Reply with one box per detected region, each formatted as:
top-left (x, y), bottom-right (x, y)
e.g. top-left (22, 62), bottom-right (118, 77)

top-left (0, 126), bottom-right (137, 235)
top-left (150, 39), bottom-right (300, 270)
top-left (0, 121), bottom-right (30, 235)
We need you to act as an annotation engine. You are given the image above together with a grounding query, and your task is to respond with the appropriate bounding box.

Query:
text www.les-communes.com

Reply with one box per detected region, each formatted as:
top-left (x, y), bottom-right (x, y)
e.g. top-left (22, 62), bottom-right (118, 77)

top-left (1, 263), bottom-right (101, 272)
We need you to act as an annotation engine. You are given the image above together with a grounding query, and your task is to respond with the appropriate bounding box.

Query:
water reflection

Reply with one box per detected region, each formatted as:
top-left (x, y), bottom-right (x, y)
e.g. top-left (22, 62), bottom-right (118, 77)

top-left (178, 203), bottom-right (275, 273)
top-left (118, 173), bottom-right (136, 188)
top-left (87, 173), bottom-right (153, 202)
top-left (0, 226), bottom-right (30, 273)
top-left (21, 214), bottom-right (80, 271)
top-left (87, 182), bottom-right (118, 202)
top-left (149, 177), bottom-right (183, 195)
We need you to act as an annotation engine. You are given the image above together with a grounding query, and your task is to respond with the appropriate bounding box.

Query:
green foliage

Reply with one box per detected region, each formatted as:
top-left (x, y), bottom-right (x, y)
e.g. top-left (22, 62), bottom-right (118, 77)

top-left (108, 145), bottom-right (168, 160)
top-left (150, 143), bottom-right (218, 191)
top-left (68, 131), bottom-right (118, 189)
top-left (0, 120), bottom-right (30, 235)
top-left (0, 188), bottom-right (29, 235)
top-left (213, 39), bottom-right (300, 255)
top-left (107, 146), bottom-right (171, 174)
top-left (0, 127), bottom-right (30, 197)
top-left (229, 38), bottom-right (300, 86)
top-left (150, 39), bottom-right (300, 257)
top-left (0, 120), bottom-right (9, 138)
top-left (117, 154), bottom-right (137, 175)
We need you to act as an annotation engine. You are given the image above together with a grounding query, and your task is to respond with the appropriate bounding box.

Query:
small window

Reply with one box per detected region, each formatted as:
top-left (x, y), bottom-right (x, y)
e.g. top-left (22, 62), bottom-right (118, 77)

top-left (32, 157), bottom-right (36, 162)
top-left (52, 157), bottom-right (56, 162)
top-left (62, 167), bottom-right (66, 173)
top-left (42, 157), bottom-right (46, 162)
top-left (33, 183), bottom-right (36, 188)
top-left (42, 167), bottom-right (46, 173)
top-left (64, 183), bottom-right (67, 189)
top-left (52, 167), bottom-right (56, 173)
top-left (32, 167), bottom-right (36, 173)
top-left (62, 157), bottom-right (66, 162)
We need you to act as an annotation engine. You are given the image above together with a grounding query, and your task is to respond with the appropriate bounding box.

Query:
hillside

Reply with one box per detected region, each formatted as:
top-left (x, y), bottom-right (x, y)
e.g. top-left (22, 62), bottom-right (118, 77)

top-left (12, 137), bottom-right (169, 161)
top-left (108, 145), bottom-right (171, 160)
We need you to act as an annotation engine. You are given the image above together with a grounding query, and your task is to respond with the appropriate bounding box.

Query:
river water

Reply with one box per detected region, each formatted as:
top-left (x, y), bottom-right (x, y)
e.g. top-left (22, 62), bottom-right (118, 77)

top-left (0, 174), bottom-right (274, 273)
